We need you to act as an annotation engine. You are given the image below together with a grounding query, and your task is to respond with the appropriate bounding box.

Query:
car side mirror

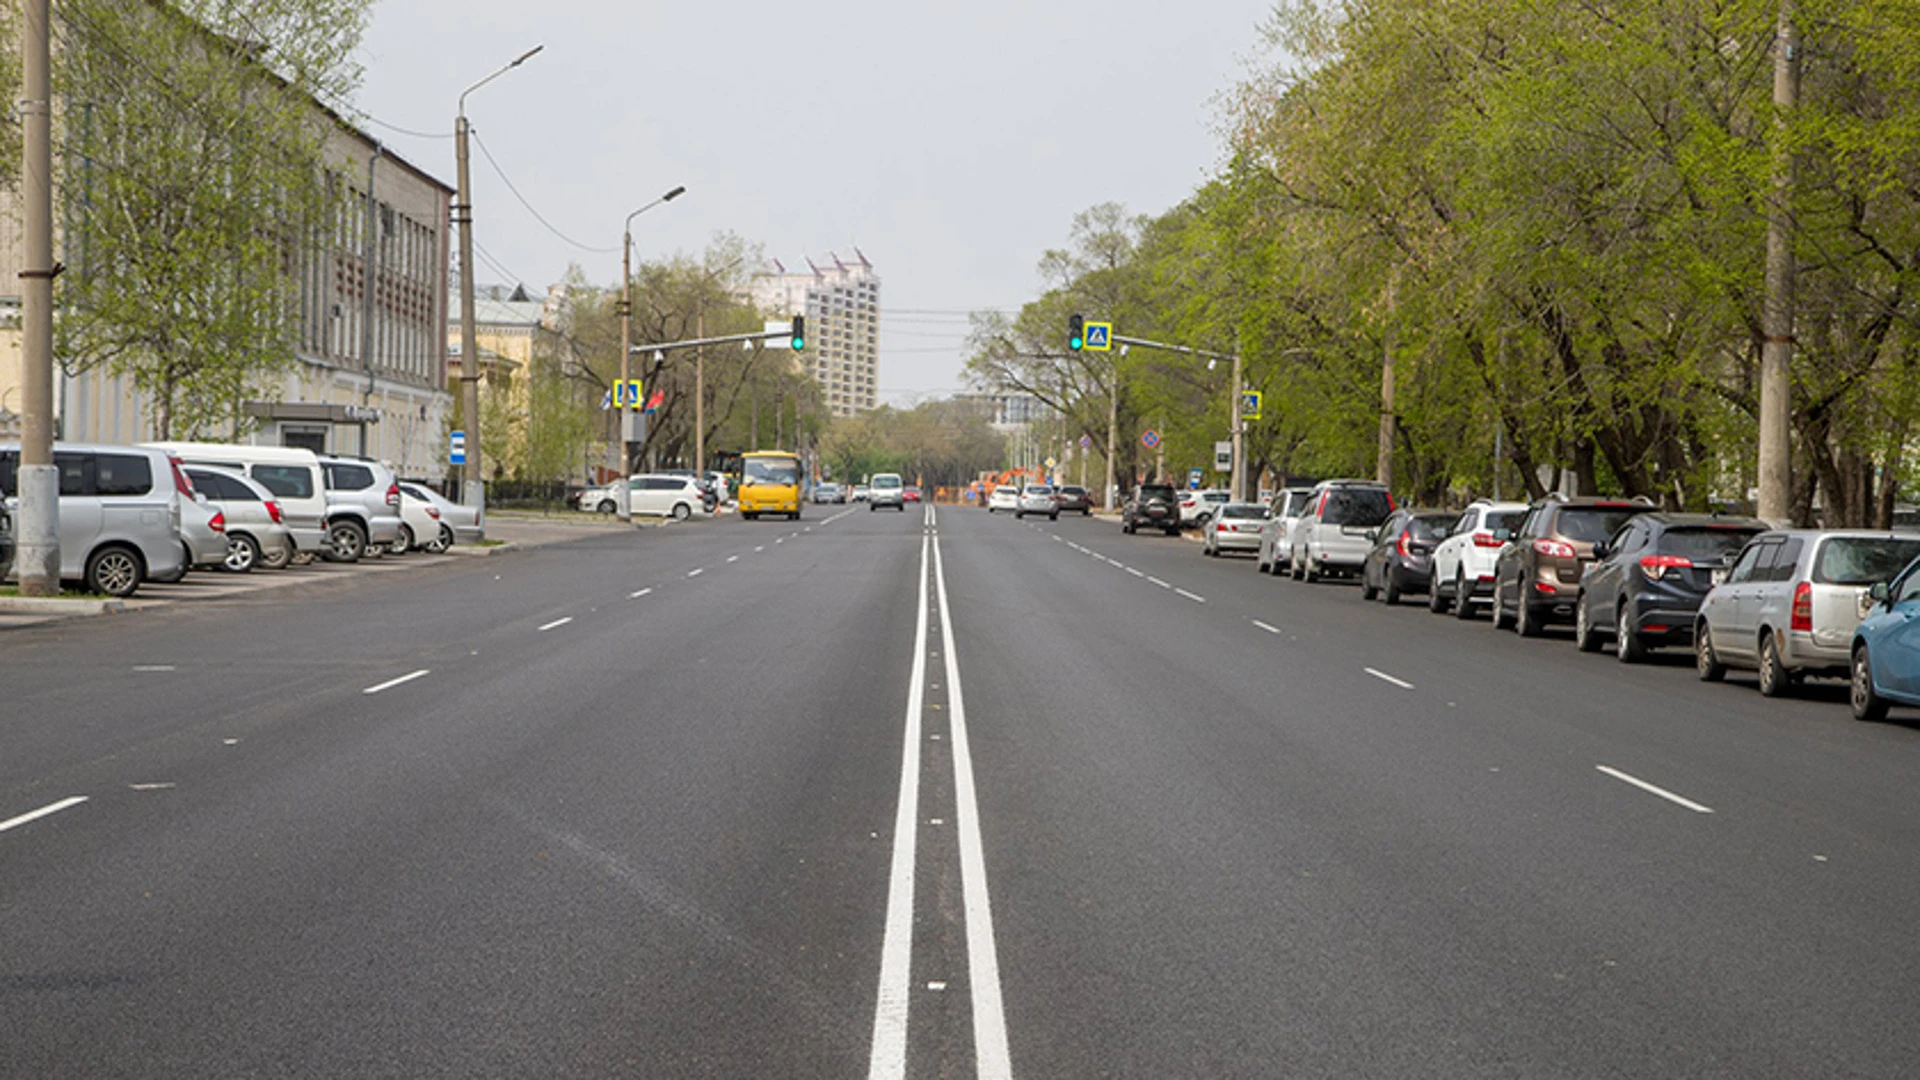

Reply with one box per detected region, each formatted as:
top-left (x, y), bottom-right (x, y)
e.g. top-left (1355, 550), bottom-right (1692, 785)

top-left (1870, 581), bottom-right (1891, 604)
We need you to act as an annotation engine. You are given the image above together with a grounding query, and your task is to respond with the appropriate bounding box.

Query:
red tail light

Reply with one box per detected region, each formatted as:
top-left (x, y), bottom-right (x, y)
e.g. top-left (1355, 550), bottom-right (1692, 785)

top-left (209, 511), bottom-right (226, 533)
top-left (1791, 581), bottom-right (1813, 632)
top-left (426, 506), bottom-right (442, 520)
top-left (1533, 538), bottom-right (1576, 559)
top-left (265, 500), bottom-right (284, 524)
top-left (1397, 532), bottom-right (1412, 557)
top-left (1639, 554), bottom-right (1693, 582)
top-left (386, 483), bottom-right (401, 508)
top-left (1472, 531), bottom-right (1504, 548)
top-left (1216, 522), bottom-right (1227, 533)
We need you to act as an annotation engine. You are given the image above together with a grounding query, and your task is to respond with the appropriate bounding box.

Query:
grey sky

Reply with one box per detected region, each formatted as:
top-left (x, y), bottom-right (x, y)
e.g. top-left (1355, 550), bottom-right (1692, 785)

top-left (352, 1), bottom-right (1275, 403)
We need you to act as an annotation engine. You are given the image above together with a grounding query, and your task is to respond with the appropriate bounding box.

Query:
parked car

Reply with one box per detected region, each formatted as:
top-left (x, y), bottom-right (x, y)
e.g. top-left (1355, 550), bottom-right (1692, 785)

top-left (395, 489), bottom-right (448, 553)
top-left (316, 454), bottom-right (405, 563)
top-left (1122, 483), bottom-right (1182, 536)
top-left (1574, 512), bottom-right (1768, 660)
top-left (1257, 487), bottom-right (1316, 575)
top-left (851, 485), bottom-right (871, 503)
top-left (1489, 495), bottom-right (1646, 635)
top-left (904, 486), bottom-right (923, 503)
top-left (182, 464), bottom-right (296, 572)
top-left (145, 441), bottom-right (329, 560)
top-left (628, 474), bottom-right (711, 520)
top-left (1179, 488), bottom-right (1232, 526)
top-left (1056, 485), bottom-right (1092, 515)
top-left (870, 473), bottom-right (906, 511)
top-left (706, 471), bottom-right (731, 504)
top-left (1016, 484), bottom-right (1059, 520)
top-left (1850, 556), bottom-right (1920, 721)
top-left (660, 468), bottom-right (720, 512)
top-left (1360, 509), bottom-right (1455, 603)
top-left (812, 482), bottom-right (843, 504)
top-left (1696, 530), bottom-right (1920, 695)
top-left (986, 485), bottom-right (1019, 513)
top-left (1427, 499), bottom-right (1528, 616)
top-left (578, 477), bottom-right (631, 514)
top-left (156, 486), bottom-right (232, 581)
top-left (397, 483), bottom-right (479, 546)
top-left (1202, 502), bottom-right (1268, 556)
top-left (1289, 480), bottom-right (1395, 581)
top-left (0, 441), bottom-right (189, 597)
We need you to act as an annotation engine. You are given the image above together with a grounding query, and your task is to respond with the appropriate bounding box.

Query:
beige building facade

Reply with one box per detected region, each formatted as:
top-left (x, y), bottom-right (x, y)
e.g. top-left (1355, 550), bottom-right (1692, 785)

top-left (750, 251), bottom-right (880, 418)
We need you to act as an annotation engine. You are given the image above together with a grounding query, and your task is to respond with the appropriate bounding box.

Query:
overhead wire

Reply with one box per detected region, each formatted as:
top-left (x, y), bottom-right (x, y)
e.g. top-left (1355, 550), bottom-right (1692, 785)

top-left (469, 129), bottom-right (619, 255)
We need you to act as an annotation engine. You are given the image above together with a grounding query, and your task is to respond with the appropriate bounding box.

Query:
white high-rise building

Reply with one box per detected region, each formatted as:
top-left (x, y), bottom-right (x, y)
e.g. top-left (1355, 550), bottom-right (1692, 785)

top-left (750, 251), bottom-right (879, 417)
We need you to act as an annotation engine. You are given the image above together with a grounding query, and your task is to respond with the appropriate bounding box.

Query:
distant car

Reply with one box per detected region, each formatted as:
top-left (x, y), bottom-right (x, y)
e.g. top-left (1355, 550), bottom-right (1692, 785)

top-left (1123, 484), bottom-right (1182, 536)
top-left (1257, 487), bottom-right (1315, 575)
top-left (1202, 502), bottom-right (1267, 556)
top-left (812, 482), bottom-right (842, 504)
top-left (1575, 512), bottom-right (1767, 660)
top-left (1697, 530), bottom-right (1920, 696)
top-left (987, 485), bottom-right (1019, 513)
top-left (1055, 485), bottom-right (1092, 515)
top-left (163, 487), bottom-right (232, 580)
top-left (1360, 509), bottom-right (1454, 603)
top-left (851, 485), bottom-right (871, 503)
top-left (1016, 484), bottom-right (1059, 520)
top-left (870, 472), bottom-right (906, 511)
top-left (1180, 488), bottom-right (1231, 526)
top-left (1428, 499), bottom-right (1528, 616)
top-left (1851, 555), bottom-right (1920, 721)
top-left (398, 483), bottom-right (479, 546)
top-left (395, 489), bottom-right (449, 554)
top-left (1290, 480), bottom-right (1394, 581)
top-left (904, 486), bottom-right (922, 503)
top-left (1489, 495), bottom-right (1646, 635)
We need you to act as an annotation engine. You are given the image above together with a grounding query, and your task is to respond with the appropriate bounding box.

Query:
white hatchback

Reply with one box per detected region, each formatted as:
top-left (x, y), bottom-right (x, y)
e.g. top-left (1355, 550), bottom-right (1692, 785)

top-left (987, 486), bottom-right (1020, 513)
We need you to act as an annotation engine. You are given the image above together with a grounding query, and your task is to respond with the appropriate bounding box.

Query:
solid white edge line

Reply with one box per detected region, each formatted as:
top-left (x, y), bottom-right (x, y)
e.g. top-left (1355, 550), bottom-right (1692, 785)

top-left (868, 528), bottom-right (931, 1080)
top-left (1364, 667), bottom-right (1414, 690)
top-left (932, 523), bottom-right (1015, 1078)
top-left (1175, 588), bottom-right (1207, 604)
top-left (1253, 619), bottom-right (1282, 635)
top-left (1596, 765), bottom-right (1715, 814)
top-left (363, 669), bottom-right (431, 694)
top-left (537, 617), bottom-right (574, 632)
top-left (0, 796), bottom-right (89, 835)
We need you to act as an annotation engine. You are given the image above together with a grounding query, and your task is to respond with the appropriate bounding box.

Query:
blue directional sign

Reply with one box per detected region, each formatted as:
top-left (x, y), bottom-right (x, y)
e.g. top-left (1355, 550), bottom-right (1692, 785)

top-left (449, 430), bottom-right (467, 466)
top-left (1084, 321), bottom-right (1113, 352)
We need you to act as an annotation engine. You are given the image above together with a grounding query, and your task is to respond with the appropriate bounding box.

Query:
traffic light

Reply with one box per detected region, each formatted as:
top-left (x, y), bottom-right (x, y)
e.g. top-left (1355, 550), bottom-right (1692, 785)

top-left (790, 315), bottom-right (806, 351)
top-left (1068, 314), bottom-right (1085, 352)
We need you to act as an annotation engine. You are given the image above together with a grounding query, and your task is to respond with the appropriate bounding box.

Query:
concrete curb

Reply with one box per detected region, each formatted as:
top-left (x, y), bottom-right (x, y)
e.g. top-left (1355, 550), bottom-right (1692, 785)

top-left (0, 596), bottom-right (127, 616)
top-left (444, 542), bottom-right (520, 558)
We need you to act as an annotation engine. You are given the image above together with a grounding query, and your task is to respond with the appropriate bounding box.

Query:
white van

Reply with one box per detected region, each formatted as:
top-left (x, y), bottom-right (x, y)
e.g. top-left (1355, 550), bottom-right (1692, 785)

top-left (0, 441), bottom-right (189, 597)
top-left (142, 442), bottom-right (329, 558)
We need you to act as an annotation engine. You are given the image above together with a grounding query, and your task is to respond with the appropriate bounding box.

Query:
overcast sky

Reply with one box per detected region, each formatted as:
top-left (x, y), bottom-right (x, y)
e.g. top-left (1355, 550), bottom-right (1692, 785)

top-left (351, 1), bottom-right (1276, 404)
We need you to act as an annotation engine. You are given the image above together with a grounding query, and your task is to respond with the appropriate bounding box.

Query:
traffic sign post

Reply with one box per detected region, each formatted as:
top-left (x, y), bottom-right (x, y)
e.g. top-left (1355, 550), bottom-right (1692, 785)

top-left (1189, 467), bottom-right (1203, 489)
top-left (449, 431), bottom-right (467, 466)
top-left (1084, 321), bottom-right (1114, 352)
top-left (1141, 429), bottom-right (1161, 449)
top-left (1241, 390), bottom-right (1263, 421)
top-left (1214, 441), bottom-right (1232, 473)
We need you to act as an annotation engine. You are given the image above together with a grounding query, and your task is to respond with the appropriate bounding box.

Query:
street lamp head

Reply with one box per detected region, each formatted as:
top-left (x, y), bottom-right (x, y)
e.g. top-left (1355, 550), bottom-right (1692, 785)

top-left (664, 186), bottom-right (687, 202)
top-left (511, 45), bottom-right (544, 67)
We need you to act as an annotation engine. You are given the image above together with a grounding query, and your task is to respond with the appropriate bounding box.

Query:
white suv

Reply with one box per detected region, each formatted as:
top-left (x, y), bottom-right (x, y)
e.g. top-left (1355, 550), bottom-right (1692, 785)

top-left (1289, 480), bottom-right (1395, 582)
top-left (1427, 499), bottom-right (1528, 616)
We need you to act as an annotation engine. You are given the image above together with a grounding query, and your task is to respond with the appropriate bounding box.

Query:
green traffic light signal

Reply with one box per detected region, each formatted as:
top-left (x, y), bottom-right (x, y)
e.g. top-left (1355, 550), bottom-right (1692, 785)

top-left (790, 315), bottom-right (806, 351)
top-left (1068, 313), bottom-right (1085, 351)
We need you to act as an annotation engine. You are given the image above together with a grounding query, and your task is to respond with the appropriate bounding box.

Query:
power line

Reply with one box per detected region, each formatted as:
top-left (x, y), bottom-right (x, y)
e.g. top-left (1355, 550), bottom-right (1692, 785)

top-left (469, 129), bottom-right (619, 254)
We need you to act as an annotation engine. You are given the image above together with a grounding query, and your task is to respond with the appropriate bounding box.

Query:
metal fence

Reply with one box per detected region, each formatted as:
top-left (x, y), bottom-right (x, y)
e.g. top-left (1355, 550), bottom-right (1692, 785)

top-left (485, 480), bottom-right (583, 514)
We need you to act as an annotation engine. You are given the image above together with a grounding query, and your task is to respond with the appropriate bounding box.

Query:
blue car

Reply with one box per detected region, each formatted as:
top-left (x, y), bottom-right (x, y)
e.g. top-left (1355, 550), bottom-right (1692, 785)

top-left (1850, 556), bottom-right (1920, 721)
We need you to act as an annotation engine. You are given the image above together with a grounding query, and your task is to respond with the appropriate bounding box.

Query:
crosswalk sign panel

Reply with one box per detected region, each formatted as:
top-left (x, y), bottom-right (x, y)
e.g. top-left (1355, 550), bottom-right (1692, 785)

top-left (1241, 390), bottom-right (1263, 421)
top-left (1084, 322), bottom-right (1113, 352)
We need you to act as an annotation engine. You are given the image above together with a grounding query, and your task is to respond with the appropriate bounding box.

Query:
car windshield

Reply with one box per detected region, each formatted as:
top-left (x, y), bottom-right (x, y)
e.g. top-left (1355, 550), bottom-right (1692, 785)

top-left (874, 476), bottom-right (902, 490)
top-left (1557, 506), bottom-right (1640, 542)
top-left (746, 459), bottom-right (801, 485)
top-left (1061, 487), bottom-right (1085, 496)
top-left (1026, 487), bottom-right (1053, 496)
top-left (1813, 537), bottom-right (1920, 585)
top-left (1220, 505), bottom-right (1265, 520)
top-left (1660, 527), bottom-right (1763, 562)
top-left (1322, 488), bottom-right (1392, 526)
top-left (1409, 514), bottom-right (1453, 539)
top-left (251, 465), bottom-right (314, 500)
top-left (1202, 492), bottom-right (1229, 504)
top-left (1485, 509), bottom-right (1524, 532)
top-left (1139, 486), bottom-right (1176, 502)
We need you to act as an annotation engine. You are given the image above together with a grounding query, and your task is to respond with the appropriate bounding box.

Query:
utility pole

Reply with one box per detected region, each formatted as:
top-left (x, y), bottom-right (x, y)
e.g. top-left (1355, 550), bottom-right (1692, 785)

top-left (16, 0), bottom-right (59, 596)
top-left (1105, 356), bottom-right (1119, 511)
top-left (454, 45), bottom-right (542, 525)
top-left (1230, 349), bottom-right (1246, 501)
top-left (696, 307), bottom-right (705, 475)
top-left (1758, 0), bottom-right (1799, 525)
top-left (616, 186), bottom-right (684, 521)
top-left (1377, 325), bottom-right (1396, 490)
top-left (358, 144), bottom-right (382, 458)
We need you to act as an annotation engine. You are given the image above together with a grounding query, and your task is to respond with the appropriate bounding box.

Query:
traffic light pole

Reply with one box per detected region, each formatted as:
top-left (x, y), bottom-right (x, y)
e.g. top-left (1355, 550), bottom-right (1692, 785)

top-left (630, 325), bottom-right (803, 357)
top-left (1107, 333), bottom-right (1245, 502)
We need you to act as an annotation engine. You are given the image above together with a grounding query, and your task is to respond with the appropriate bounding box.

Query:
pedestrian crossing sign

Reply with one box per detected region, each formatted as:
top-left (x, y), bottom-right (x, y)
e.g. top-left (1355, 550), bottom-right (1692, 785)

top-left (1084, 322), bottom-right (1113, 352)
top-left (615, 380), bottom-right (644, 407)
top-left (1241, 390), bottom-right (1263, 421)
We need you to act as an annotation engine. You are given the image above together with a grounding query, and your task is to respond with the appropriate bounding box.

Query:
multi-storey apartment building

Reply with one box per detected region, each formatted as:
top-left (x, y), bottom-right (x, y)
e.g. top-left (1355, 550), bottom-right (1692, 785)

top-left (750, 251), bottom-right (879, 418)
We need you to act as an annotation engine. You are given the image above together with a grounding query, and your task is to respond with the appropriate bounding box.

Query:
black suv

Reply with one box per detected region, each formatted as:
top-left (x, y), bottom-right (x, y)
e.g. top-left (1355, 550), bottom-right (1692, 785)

top-left (1575, 512), bottom-right (1767, 661)
top-left (1122, 483), bottom-right (1181, 535)
top-left (1490, 495), bottom-right (1648, 636)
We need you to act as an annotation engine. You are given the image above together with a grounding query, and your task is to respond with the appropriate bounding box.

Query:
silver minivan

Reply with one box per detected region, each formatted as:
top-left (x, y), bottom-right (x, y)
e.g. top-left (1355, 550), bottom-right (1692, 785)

top-left (0, 441), bottom-right (188, 597)
top-left (1290, 480), bottom-right (1396, 582)
top-left (1696, 530), bottom-right (1920, 696)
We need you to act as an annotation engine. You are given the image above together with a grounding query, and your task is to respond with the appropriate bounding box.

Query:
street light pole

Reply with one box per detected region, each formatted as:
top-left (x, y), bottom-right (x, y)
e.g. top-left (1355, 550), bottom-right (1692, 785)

top-left (616, 186), bottom-right (686, 521)
top-left (455, 44), bottom-right (541, 523)
top-left (15, 0), bottom-right (58, 596)
top-left (1230, 349), bottom-right (1245, 502)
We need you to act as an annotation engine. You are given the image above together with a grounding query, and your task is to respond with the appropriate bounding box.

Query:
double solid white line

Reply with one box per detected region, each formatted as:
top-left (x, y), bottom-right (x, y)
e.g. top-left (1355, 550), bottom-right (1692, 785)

top-left (870, 507), bottom-right (1011, 1079)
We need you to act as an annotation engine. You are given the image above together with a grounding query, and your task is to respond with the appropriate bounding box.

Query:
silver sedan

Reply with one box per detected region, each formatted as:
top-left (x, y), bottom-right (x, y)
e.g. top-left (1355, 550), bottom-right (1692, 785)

top-left (1202, 502), bottom-right (1269, 557)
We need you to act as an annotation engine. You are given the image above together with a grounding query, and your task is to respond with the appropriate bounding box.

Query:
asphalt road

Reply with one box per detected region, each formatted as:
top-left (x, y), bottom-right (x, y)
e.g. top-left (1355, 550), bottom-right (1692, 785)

top-left (5, 502), bottom-right (1920, 1077)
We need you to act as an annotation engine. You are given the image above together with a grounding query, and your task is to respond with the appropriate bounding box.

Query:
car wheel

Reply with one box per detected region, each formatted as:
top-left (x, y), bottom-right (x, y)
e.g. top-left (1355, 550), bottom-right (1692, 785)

top-left (1304, 558), bottom-right (1320, 583)
top-left (222, 532), bottom-right (260, 573)
top-left (1492, 584), bottom-right (1516, 630)
top-left (1696, 623), bottom-right (1727, 682)
top-left (672, 503), bottom-right (692, 521)
top-left (1383, 575), bottom-right (1402, 605)
top-left (1361, 571), bottom-right (1378, 600)
top-left (428, 525), bottom-right (453, 554)
top-left (1166, 527), bottom-right (1180, 537)
top-left (260, 539), bottom-right (292, 570)
top-left (1853, 644), bottom-right (1891, 722)
top-left (1050, 512), bottom-right (1058, 521)
top-left (1616, 605), bottom-right (1648, 663)
top-left (1574, 598), bottom-right (1602, 652)
top-left (1016, 510), bottom-right (1024, 519)
top-left (1428, 574), bottom-right (1449, 613)
top-left (85, 544), bottom-right (143, 598)
top-left (596, 499), bottom-right (615, 514)
top-left (1454, 570), bottom-right (1477, 620)
top-left (1757, 632), bottom-right (1791, 697)
top-left (1515, 594), bottom-right (1541, 637)
top-left (1290, 555), bottom-right (1304, 581)
top-left (397, 524), bottom-right (416, 553)
top-left (326, 520), bottom-right (366, 563)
